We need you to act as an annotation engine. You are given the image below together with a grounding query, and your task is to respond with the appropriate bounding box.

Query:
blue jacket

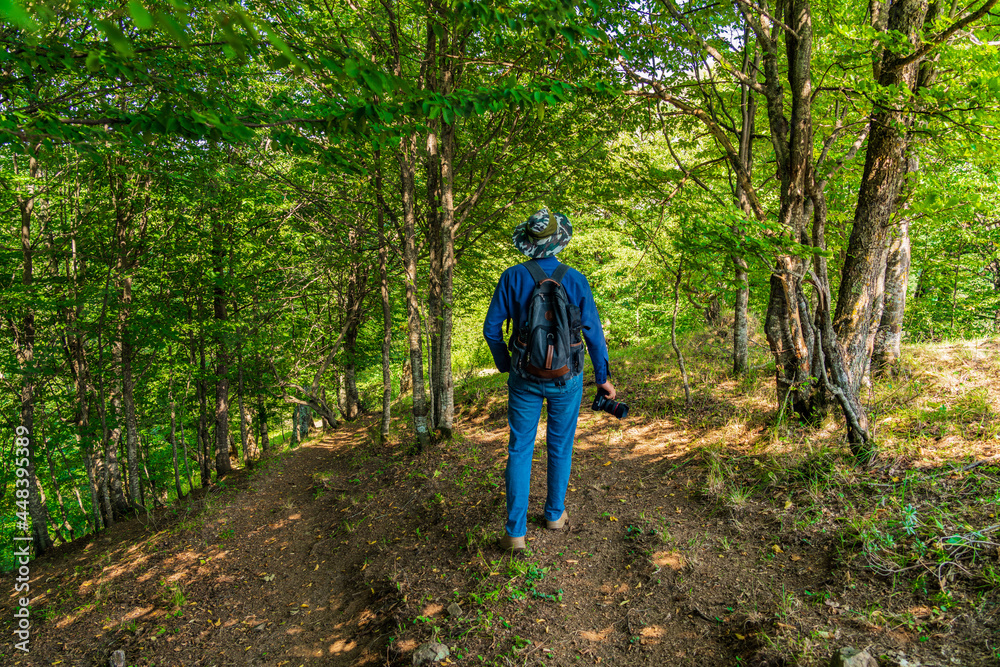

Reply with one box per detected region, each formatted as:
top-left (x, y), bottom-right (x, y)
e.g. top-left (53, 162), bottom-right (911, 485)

top-left (483, 257), bottom-right (610, 384)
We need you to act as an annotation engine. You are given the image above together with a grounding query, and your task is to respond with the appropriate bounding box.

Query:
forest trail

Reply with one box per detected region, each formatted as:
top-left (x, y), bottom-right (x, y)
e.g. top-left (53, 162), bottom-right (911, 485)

top-left (8, 423), bottom-right (388, 666)
top-left (6, 366), bottom-right (999, 666)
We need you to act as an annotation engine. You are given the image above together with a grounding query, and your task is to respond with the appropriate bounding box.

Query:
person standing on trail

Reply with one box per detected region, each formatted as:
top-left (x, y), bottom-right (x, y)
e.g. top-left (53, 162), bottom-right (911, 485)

top-left (483, 208), bottom-right (615, 551)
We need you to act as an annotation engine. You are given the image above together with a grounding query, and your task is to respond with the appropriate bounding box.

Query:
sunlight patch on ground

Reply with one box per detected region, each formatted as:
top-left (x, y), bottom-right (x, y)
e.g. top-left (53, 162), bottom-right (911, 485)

top-left (422, 602), bottom-right (444, 616)
top-left (395, 639), bottom-right (419, 652)
top-left (327, 638), bottom-right (358, 654)
top-left (639, 625), bottom-right (665, 644)
top-left (54, 614), bottom-right (77, 629)
top-left (106, 556), bottom-right (149, 583)
top-left (164, 570), bottom-right (186, 583)
top-left (619, 422), bottom-right (690, 461)
top-left (651, 551), bottom-right (686, 570)
top-left (580, 626), bottom-right (613, 641)
top-left (123, 605), bottom-right (153, 622)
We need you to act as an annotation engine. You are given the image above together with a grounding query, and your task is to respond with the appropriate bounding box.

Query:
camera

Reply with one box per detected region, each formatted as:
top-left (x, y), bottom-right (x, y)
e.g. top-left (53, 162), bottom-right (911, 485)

top-left (592, 389), bottom-right (628, 420)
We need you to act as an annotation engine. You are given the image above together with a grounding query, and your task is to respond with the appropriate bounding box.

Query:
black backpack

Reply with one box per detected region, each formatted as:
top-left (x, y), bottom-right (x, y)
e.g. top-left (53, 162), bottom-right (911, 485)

top-left (509, 260), bottom-right (585, 381)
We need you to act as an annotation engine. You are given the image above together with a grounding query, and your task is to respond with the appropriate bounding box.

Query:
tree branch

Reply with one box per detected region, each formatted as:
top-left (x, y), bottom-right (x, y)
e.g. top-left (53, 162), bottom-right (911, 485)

top-left (889, 0), bottom-right (1000, 71)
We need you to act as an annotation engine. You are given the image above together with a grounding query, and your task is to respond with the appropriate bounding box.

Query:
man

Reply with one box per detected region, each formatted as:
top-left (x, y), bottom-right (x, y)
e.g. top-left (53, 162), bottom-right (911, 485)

top-left (483, 208), bottom-right (615, 551)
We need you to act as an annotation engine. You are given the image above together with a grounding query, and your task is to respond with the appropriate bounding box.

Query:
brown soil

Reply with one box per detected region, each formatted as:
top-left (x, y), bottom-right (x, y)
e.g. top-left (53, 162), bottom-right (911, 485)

top-left (4, 378), bottom-right (998, 667)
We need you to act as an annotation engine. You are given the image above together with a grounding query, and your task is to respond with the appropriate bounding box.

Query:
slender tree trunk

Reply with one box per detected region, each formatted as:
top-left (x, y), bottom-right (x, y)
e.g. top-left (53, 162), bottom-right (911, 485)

top-left (15, 155), bottom-right (53, 554)
top-left (238, 344), bottom-right (249, 464)
top-left (196, 314), bottom-right (213, 485)
top-left (950, 249), bottom-right (962, 333)
top-left (212, 219), bottom-right (233, 476)
top-left (426, 124), bottom-right (442, 432)
top-left (671, 266), bottom-right (692, 407)
top-left (376, 155), bottom-right (393, 442)
top-left (119, 309), bottom-right (142, 509)
top-left (138, 434), bottom-right (153, 505)
top-left (339, 311), bottom-right (361, 421)
top-left (257, 393), bottom-right (270, 453)
top-left (732, 30), bottom-right (759, 377)
top-left (65, 301), bottom-right (103, 532)
top-left (111, 393), bottom-right (130, 504)
top-left (179, 402), bottom-right (194, 492)
top-left (169, 372), bottom-right (182, 499)
top-left (873, 219), bottom-right (911, 372)
top-left (108, 156), bottom-right (150, 511)
top-left (237, 344), bottom-right (258, 466)
top-left (399, 133), bottom-right (431, 450)
top-left (436, 122), bottom-right (457, 437)
top-left (95, 308), bottom-right (121, 524)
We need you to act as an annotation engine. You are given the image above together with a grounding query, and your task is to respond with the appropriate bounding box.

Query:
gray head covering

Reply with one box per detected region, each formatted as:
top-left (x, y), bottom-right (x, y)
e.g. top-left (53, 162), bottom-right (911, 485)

top-left (511, 208), bottom-right (572, 258)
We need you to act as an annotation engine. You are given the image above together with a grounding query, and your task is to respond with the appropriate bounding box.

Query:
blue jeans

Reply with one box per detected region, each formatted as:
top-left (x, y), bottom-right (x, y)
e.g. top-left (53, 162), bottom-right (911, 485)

top-left (504, 372), bottom-right (583, 538)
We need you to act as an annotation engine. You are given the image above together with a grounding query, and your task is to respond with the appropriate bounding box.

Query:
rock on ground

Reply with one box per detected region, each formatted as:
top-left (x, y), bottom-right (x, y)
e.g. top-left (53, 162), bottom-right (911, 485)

top-left (412, 641), bottom-right (450, 665)
top-left (831, 647), bottom-right (879, 667)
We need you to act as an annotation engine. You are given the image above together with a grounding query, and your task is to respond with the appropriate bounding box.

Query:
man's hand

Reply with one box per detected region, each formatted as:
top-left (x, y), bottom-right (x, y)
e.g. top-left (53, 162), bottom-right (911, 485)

top-left (597, 381), bottom-right (616, 400)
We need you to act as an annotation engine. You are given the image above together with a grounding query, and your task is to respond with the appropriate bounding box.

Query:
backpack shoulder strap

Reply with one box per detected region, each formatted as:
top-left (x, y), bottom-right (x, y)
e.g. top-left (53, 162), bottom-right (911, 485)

top-left (523, 260), bottom-right (548, 285)
top-left (551, 263), bottom-right (569, 284)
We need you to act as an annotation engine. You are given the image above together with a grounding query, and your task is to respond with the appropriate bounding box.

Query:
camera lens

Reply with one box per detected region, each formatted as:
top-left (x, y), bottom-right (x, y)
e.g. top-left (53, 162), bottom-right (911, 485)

top-left (592, 391), bottom-right (628, 420)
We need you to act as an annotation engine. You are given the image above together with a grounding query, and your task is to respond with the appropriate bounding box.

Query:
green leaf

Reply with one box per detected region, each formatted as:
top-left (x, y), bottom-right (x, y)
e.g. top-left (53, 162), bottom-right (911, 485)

top-left (85, 50), bottom-right (102, 73)
top-left (259, 23), bottom-right (309, 74)
top-left (0, 0), bottom-right (38, 30)
top-left (128, 1), bottom-right (154, 30)
top-left (157, 13), bottom-right (191, 48)
top-left (96, 20), bottom-right (135, 57)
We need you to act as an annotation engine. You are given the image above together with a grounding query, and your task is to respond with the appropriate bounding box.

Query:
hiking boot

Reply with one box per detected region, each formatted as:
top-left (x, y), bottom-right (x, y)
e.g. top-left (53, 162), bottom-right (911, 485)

top-left (546, 510), bottom-right (568, 530)
top-left (500, 534), bottom-right (526, 551)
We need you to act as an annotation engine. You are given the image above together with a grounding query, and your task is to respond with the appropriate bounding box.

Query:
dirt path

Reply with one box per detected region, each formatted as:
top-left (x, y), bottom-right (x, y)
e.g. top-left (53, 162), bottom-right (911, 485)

top-left (6, 424), bottom-right (382, 666)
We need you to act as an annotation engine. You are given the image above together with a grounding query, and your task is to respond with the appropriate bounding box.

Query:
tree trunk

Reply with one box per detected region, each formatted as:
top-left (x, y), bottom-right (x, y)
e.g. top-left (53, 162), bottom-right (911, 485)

top-left (339, 317), bottom-right (361, 421)
top-left (138, 433), bottom-right (155, 506)
top-left (732, 30), bottom-right (759, 377)
top-left (15, 154), bottom-right (54, 554)
top-left (169, 372), bottom-right (183, 499)
top-left (196, 315), bottom-right (213, 485)
top-left (376, 155), bottom-right (393, 443)
top-left (872, 17), bottom-right (940, 370)
top-left (64, 287), bottom-right (103, 532)
top-left (109, 395), bottom-right (130, 509)
top-left (179, 402), bottom-right (194, 492)
top-left (237, 344), bottom-right (258, 466)
top-left (671, 266), bottom-right (692, 407)
top-left (426, 124), bottom-right (442, 432)
top-left (212, 221), bottom-right (233, 476)
top-left (435, 122), bottom-right (457, 437)
top-left (399, 132), bottom-right (431, 450)
top-left (872, 218), bottom-right (911, 373)
top-left (257, 393), bottom-right (270, 452)
top-left (119, 317), bottom-right (142, 509)
top-left (833, 0), bottom-right (929, 395)
top-left (95, 303), bottom-right (126, 523)
top-left (762, 0), bottom-right (825, 422)
top-left (107, 153), bottom-right (150, 511)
